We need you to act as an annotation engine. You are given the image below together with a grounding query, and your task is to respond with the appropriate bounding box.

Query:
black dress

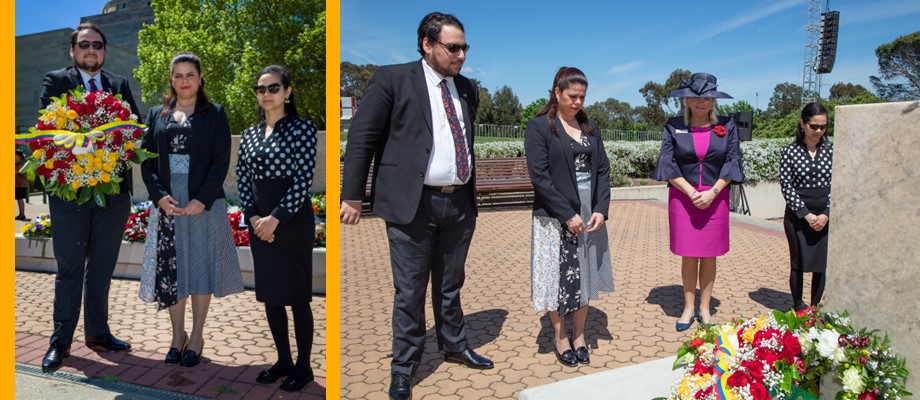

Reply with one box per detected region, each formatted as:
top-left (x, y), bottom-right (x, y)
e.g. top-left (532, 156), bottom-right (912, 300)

top-left (237, 116), bottom-right (318, 305)
top-left (779, 139), bottom-right (833, 273)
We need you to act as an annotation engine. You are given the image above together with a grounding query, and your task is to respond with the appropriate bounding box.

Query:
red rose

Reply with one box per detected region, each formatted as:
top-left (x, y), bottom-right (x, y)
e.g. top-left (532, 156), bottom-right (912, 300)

top-left (714, 125), bottom-right (726, 137)
top-left (755, 347), bottom-right (780, 371)
top-left (741, 359), bottom-right (764, 381)
top-left (118, 108), bottom-right (131, 120)
top-left (36, 165), bottom-right (48, 177)
top-left (858, 392), bottom-right (877, 400)
top-left (782, 331), bottom-right (802, 360)
top-left (85, 92), bottom-right (97, 104)
top-left (56, 171), bottom-right (67, 184)
top-left (753, 328), bottom-right (779, 348)
top-left (125, 150), bottom-right (136, 160)
top-left (726, 371), bottom-right (751, 388)
top-left (796, 358), bottom-right (806, 374)
top-left (692, 359), bottom-right (714, 375)
top-left (690, 339), bottom-right (704, 348)
top-left (749, 383), bottom-right (770, 400)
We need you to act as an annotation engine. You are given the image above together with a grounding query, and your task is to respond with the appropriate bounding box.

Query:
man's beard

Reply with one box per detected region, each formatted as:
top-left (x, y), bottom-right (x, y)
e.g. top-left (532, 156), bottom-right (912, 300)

top-left (76, 58), bottom-right (103, 73)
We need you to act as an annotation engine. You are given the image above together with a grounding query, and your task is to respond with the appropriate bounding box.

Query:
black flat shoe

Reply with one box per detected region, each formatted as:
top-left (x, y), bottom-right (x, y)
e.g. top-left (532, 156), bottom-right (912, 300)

top-left (180, 349), bottom-right (202, 367)
top-left (256, 363), bottom-right (294, 384)
top-left (573, 346), bottom-right (590, 364)
top-left (41, 343), bottom-right (71, 372)
top-left (554, 347), bottom-right (578, 367)
top-left (165, 333), bottom-right (188, 364)
top-left (443, 348), bottom-right (494, 369)
top-left (279, 370), bottom-right (314, 392)
top-left (85, 334), bottom-right (131, 351)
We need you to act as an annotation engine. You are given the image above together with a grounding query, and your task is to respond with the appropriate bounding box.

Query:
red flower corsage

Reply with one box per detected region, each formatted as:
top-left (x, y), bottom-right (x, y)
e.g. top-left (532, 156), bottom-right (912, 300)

top-left (714, 125), bottom-right (726, 137)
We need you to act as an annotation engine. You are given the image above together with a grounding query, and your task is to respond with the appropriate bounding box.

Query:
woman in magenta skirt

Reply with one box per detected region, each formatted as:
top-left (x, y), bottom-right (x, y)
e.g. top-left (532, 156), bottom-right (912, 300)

top-left (653, 72), bottom-right (744, 331)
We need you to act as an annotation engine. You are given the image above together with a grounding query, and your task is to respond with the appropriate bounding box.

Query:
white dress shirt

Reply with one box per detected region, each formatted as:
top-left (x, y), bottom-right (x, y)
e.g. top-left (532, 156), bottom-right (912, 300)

top-left (78, 69), bottom-right (102, 92)
top-left (421, 60), bottom-right (472, 186)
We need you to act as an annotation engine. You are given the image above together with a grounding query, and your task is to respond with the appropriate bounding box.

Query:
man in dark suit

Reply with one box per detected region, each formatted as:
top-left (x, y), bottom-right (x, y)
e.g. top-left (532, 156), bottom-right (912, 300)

top-left (341, 12), bottom-right (493, 400)
top-left (40, 23), bottom-right (140, 373)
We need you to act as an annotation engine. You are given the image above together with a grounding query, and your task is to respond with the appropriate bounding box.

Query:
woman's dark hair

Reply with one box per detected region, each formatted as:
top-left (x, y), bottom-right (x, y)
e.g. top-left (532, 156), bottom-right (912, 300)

top-left (535, 66), bottom-right (595, 134)
top-left (255, 65), bottom-right (301, 122)
top-left (795, 102), bottom-right (829, 144)
top-left (160, 52), bottom-right (210, 115)
top-left (417, 12), bottom-right (464, 57)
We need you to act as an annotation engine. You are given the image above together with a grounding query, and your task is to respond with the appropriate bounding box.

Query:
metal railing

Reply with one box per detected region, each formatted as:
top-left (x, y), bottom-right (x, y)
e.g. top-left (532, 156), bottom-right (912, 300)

top-left (475, 123), bottom-right (661, 142)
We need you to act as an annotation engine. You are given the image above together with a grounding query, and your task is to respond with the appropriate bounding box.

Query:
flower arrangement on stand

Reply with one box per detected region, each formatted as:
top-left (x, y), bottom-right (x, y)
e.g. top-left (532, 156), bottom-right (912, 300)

top-left (20, 214), bottom-right (53, 238)
top-left (123, 201), bottom-right (153, 242)
top-left (312, 192), bottom-right (326, 247)
top-left (15, 86), bottom-right (155, 206)
top-left (228, 209), bottom-right (250, 247)
top-left (666, 306), bottom-right (911, 400)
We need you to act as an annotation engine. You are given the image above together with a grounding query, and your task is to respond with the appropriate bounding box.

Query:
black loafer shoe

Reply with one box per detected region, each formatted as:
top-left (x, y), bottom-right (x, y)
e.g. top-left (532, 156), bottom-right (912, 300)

top-left (165, 333), bottom-right (188, 364)
top-left (41, 343), bottom-right (71, 372)
top-left (555, 348), bottom-right (578, 367)
top-left (256, 363), bottom-right (294, 384)
top-left (279, 370), bottom-right (314, 392)
top-left (85, 334), bottom-right (131, 351)
top-left (388, 372), bottom-right (412, 400)
top-left (574, 346), bottom-right (590, 364)
top-left (179, 349), bottom-right (202, 367)
top-left (443, 349), bottom-right (494, 369)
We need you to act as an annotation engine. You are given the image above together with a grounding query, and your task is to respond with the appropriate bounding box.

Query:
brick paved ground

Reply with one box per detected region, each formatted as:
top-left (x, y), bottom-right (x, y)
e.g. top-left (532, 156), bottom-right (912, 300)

top-left (15, 194), bottom-right (326, 399)
top-left (340, 200), bottom-right (805, 400)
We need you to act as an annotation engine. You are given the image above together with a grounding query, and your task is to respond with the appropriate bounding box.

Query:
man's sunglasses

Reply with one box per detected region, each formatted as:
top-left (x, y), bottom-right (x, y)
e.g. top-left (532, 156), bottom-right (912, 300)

top-left (75, 41), bottom-right (105, 50)
top-left (808, 123), bottom-right (828, 131)
top-left (253, 83), bottom-right (283, 95)
top-left (434, 39), bottom-right (470, 54)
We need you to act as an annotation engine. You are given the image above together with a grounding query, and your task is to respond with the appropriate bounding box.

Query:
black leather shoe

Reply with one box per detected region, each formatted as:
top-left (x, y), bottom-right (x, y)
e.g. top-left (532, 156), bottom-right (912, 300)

top-left (573, 346), bottom-right (590, 364)
top-left (165, 333), bottom-right (188, 364)
top-left (41, 343), bottom-right (71, 372)
top-left (279, 370), bottom-right (314, 392)
top-left (389, 372), bottom-right (412, 400)
top-left (443, 349), bottom-right (494, 369)
top-left (179, 349), bottom-right (202, 367)
top-left (554, 347), bottom-right (578, 367)
top-left (256, 363), bottom-right (293, 384)
top-left (85, 334), bottom-right (131, 351)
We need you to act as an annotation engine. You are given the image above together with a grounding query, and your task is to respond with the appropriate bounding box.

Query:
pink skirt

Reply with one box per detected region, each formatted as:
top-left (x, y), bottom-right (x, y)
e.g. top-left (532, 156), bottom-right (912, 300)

top-left (668, 185), bottom-right (729, 257)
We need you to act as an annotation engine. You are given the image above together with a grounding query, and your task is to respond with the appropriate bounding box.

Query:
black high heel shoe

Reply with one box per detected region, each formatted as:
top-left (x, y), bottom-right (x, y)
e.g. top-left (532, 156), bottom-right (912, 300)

top-left (165, 333), bottom-right (188, 364)
top-left (554, 341), bottom-right (578, 367)
top-left (180, 340), bottom-right (204, 367)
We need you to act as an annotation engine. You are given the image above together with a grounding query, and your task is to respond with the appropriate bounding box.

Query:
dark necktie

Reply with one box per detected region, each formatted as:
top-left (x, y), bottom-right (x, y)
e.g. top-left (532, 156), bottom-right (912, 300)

top-left (88, 77), bottom-right (99, 92)
top-left (438, 79), bottom-right (470, 182)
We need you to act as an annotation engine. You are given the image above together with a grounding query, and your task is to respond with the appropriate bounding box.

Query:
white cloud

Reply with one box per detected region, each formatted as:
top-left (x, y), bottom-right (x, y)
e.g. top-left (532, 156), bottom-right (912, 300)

top-left (608, 61), bottom-right (645, 75)
top-left (695, 0), bottom-right (800, 44)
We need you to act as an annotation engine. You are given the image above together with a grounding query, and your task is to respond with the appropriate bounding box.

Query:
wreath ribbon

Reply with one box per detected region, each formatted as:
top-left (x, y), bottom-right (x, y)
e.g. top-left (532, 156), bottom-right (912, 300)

top-left (15, 120), bottom-right (147, 148)
top-left (714, 330), bottom-right (739, 400)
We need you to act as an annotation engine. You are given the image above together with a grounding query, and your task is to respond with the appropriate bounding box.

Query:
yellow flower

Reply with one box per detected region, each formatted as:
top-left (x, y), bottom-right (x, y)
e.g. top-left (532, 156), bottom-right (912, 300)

top-left (85, 152), bottom-right (94, 162)
top-left (124, 142), bottom-right (135, 150)
top-left (94, 161), bottom-right (103, 171)
top-left (56, 117), bottom-right (66, 129)
top-left (56, 108), bottom-right (66, 117)
top-left (44, 160), bottom-right (55, 169)
top-left (88, 178), bottom-right (98, 186)
top-left (742, 326), bottom-right (758, 343)
top-left (33, 149), bottom-right (44, 159)
top-left (75, 154), bottom-right (84, 162)
top-left (73, 122), bottom-right (81, 130)
top-left (20, 224), bottom-right (29, 233)
top-left (72, 164), bottom-right (84, 175)
top-left (95, 149), bottom-right (104, 158)
top-left (677, 375), bottom-right (694, 399)
top-left (100, 173), bottom-right (111, 183)
top-left (107, 153), bottom-right (118, 162)
top-left (66, 109), bottom-right (77, 120)
top-left (103, 162), bottom-right (113, 172)
top-left (71, 181), bottom-right (81, 189)
top-left (85, 163), bottom-right (94, 173)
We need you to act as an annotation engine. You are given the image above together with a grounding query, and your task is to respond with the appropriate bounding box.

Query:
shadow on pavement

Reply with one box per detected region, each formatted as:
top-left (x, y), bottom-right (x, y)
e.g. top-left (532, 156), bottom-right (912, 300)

top-left (646, 285), bottom-right (722, 318)
top-left (415, 308), bottom-right (508, 383)
top-left (536, 306), bottom-right (613, 354)
top-left (748, 287), bottom-right (793, 312)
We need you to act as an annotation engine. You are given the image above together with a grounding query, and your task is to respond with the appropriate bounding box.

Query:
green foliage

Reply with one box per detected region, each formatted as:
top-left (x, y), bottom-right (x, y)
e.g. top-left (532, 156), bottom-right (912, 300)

top-left (341, 61), bottom-right (377, 99)
top-left (491, 85), bottom-right (523, 126)
top-left (638, 69), bottom-right (691, 127)
top-left (764, 82), bottom-right (803, 121)
top-left (584, 98), bottom-right (637, 130)
top-left (471, 79), bottom-right (495, 124)
top-left (870, 30), bottom-right (920, 101)
top-left (520, 98), bottom-right (547, 127)
top-left (754, 112), bottom-right (798, 139)
top-left (135, 0), bottom-right (326, 134)
top-left (828, 82), bottom-right (878, 101)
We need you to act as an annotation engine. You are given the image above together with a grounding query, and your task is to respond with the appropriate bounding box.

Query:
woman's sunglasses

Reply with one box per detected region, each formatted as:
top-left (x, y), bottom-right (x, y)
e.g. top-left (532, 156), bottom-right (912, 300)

top-left (253, 83), bottom-right (283, 95)
top-left (808, 123), bottom-right (828, 131)
top-left (75, 40), bottom-right (105, 50)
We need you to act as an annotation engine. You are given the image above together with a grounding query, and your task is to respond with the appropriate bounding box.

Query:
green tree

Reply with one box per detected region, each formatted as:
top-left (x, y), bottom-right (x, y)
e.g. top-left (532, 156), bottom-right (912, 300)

top-left (470, 79), bottom-right (494, 124)
top-left (638, 69), bottom-right (691, 128)
top-left (136, 0), bottom-right (326, 134)
top-left (828, 82), bottom-right (877, 101)
top-left (491, 85), bottom-right (522, 126)
top-left (341, 61), bottom-right (377, 100)
top-left (869, 31), bottom-right (920, 101)
top-left (520, 98), bottom-right (547, 126)
top-left (584, 98), bottom-right (635, 130)
top-left (763, 82), bottom-right (803, 121)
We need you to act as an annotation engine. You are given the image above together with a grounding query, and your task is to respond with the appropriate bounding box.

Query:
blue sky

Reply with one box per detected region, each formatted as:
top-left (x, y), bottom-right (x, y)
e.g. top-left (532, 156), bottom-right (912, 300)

top-left (16, 1), bottom-right (112, 36)
top-left (341, 0), bottom-right (920, 110)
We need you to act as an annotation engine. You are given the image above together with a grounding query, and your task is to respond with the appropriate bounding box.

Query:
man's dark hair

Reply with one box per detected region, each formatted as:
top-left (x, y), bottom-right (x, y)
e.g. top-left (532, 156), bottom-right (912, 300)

top-left (416, 12), bottom-right (464, 57)
top-left (70, 22), bottom-right (107, 48)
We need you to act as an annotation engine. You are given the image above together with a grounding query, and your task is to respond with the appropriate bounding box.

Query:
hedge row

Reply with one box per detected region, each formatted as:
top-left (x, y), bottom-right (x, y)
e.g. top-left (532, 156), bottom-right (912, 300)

top-left (340, 138), bottom-right (792, 186)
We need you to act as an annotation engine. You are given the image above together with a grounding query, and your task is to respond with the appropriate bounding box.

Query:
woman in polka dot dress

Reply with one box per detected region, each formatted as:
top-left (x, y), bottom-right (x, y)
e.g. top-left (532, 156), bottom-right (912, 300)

top-left (779, 102), bottom-right (833, 311)
top-left (236, 65), bottom-right (318, 392)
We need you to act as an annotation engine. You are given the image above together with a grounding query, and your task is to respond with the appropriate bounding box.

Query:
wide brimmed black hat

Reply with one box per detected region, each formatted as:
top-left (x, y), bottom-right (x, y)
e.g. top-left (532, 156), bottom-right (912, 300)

top-left (667, 72), bottom-right (733, 99)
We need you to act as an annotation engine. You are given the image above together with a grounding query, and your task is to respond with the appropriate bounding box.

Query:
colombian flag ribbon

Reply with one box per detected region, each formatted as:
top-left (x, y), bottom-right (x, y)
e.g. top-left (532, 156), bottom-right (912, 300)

top-left (15, 121), bottom-right (146, 148)
top-left (713, 330), bottom-right (739, 400)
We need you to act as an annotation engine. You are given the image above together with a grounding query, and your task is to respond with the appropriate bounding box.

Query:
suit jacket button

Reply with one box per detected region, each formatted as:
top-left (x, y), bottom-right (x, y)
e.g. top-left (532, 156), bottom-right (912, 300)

top-left (419, 173), bottom-right (424, 177)
top-left (426, 148), bottom-right (430, 154)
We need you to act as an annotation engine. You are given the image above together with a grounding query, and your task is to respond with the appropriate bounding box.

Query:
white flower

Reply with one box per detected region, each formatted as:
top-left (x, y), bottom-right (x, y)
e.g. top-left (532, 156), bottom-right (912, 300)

top-left (841, 367), bottom-right (865, 394)
top-left (834, 347), bottom-right (847, 363)
top-left (815, 329), bottom-right (840, 358)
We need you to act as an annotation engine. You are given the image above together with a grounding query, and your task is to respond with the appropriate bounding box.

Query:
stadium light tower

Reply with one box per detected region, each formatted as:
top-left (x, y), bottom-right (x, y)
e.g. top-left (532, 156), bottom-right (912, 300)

top-left (802, 0), bottom-right (840, 106)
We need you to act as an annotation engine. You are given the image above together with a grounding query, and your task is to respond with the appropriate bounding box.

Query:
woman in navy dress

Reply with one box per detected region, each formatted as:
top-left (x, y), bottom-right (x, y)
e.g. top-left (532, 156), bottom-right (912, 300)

top-left (653, 72), bottom-right (744, 331)
top-left (779, 102), bottom-right (832, 311)
top-left (237, 65), bottom-right (318, 392)
top-left (140, 52), bottom-right (243, 367)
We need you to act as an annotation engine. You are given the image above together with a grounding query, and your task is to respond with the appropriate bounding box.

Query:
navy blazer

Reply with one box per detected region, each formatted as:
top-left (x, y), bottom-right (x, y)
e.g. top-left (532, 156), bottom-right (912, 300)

top-left (525, 114), bottom-right (611, 225)
top-left (654, 116), bottom-right (744, 186)
top-left (341, 60), bottom-right (479, 225)
top-left (140, 103), bottom-right (231, 211)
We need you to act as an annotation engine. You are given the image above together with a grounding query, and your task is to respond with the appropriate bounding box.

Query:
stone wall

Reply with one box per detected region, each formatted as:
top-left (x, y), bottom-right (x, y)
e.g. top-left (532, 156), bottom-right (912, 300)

top-left (823, 101), bottom-right (920, 397)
